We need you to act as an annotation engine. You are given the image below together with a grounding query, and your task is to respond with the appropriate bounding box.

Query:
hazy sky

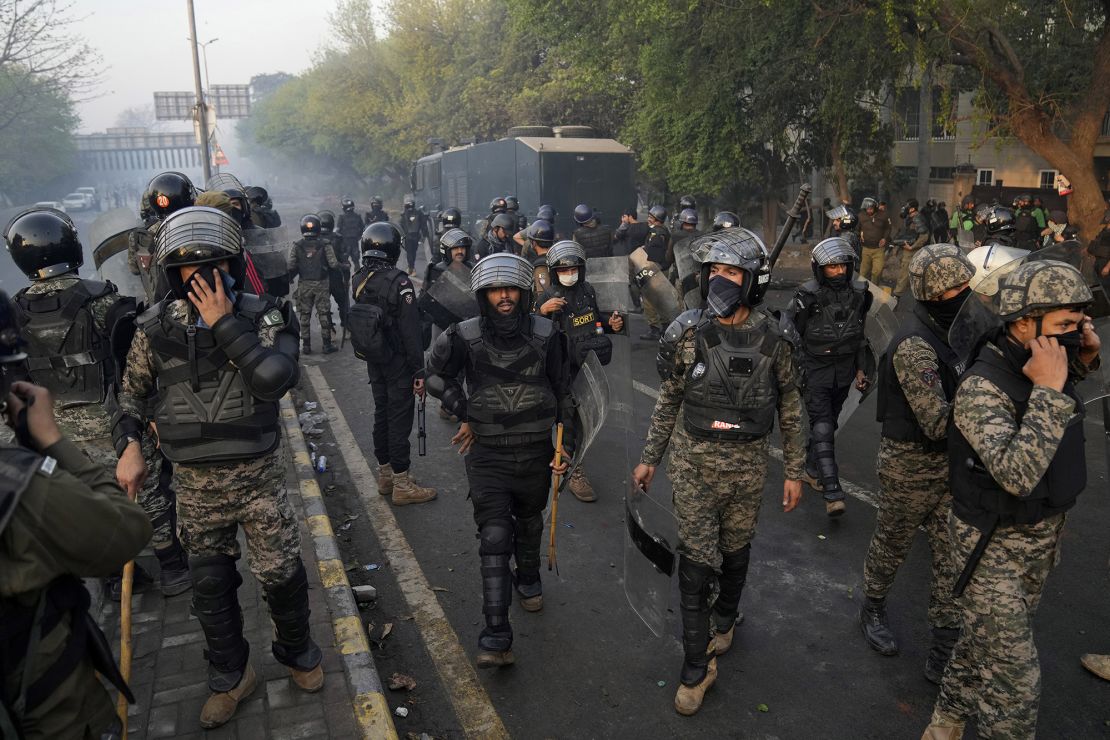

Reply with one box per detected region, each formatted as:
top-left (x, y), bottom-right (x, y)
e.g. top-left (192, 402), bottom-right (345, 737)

top-left (76, 0), bottom-right (340, 133)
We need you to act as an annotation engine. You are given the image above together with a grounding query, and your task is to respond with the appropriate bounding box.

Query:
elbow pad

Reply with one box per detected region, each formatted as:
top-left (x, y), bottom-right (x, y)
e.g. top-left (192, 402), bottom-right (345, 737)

top-left (213, 313), bottom-right (300, 401)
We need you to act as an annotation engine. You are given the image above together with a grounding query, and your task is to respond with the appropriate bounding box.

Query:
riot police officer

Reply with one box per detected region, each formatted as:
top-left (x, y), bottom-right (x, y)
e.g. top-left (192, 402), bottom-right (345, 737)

top-left (399, 195), bottom-right (427, 276)
top-left (476, 213), bottom-right (518, 259)
top-left (893, 199), bottom-right (931, 297)
top-left (425, 252), bottom-right (575, 668)
top-left (571, 204), bottom-right (613, 259)
top-left (789, 237), bottom-right (872, 517)
top-left (351, 222), bottom-right (436, 506)
top-left (246, 186), bottom-right (281, 228)
top-left (419, 228), bottom-right (477, 348)
top-left (980, 204), bottom-right (1018, 247)
top-left (1012, 193), bottom-right (1043, 250)
top-left (505, 195), bottom-right (527, 231)
top-left (318, 210), bottom-right (351, 337)
top-left (925, 260), bottom-right (1100, 739)
top-left (859, 198), bottom-right (892, 284)
top-left (478, 197), bottom-right (509, 240)
top-left (667, 208), bottom-right (701, 274)
top-left (535, 240), bottom-right (624, 502)
top-left (222, 188), bottom-right (255, 231)
top-left (638, 207), bottom-right (673, 341)
top-left (5, 208), bottom-right (189, 596)
top-left (0, 290), bottom-right (152, 740)
top-left (113, 206), bottom-right (323, 728)
top-left (710, 211), bottom-right (740, 232)
top-left (365, 195), bottom-right (389, 225)
top-left (670, 194), bottom-right (697, 230)
top-left (632, 228), bottom-right (804, 716)
top-left (949, 195), bottom-right (977, 248)
top-left (130, 171), bottom-right (197, 301)
top-left (287, 214), bottom-right (340, 354)
top-left (860, 244), bottom-right (974, 682)
top-left (337, 198), bottom-right (365, 264)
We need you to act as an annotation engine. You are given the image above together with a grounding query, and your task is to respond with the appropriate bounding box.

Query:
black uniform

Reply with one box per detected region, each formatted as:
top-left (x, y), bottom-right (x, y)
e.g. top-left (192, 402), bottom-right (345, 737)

top-left (399, 206), bottom-right (428, 272)
top-left (536, 280), bottom-right (616, 371)
top-left (1012, 207), bottom-right (1040, 250)
top-left (351, 260), bottom-right (423, 475)
top-left (365, 207), bottom-right (389, 225)
top-left (321, 229), bottom-right (350, 330)
top-left (475, 233), bottom-right (515, 260)
top-left (572, 223), bottom-right (613, 259)
top-left (426, 313), bottom-right (575, 654)
top-left (613, 220), bottom-right (649, 257)
top-left (789, 277), bottom-right (871, 499)
top-left (337, 211), bottom-right (365, 263)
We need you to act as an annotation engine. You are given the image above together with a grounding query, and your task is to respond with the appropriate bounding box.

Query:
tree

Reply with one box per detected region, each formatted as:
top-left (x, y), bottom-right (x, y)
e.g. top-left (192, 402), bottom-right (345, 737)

top-left (0, 73), bottom-right (76, 198)
top-left (114, 105), bottom-right (160, 130)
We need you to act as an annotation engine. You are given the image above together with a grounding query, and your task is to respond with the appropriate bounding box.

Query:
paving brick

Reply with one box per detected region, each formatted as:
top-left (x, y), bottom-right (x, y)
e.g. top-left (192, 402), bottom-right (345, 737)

top-left (270, 717), bottom-right (329, 740)
top-left (145, 704), bottom-right (177, 738)
top-left (161, 630), bottom-right (206, 648)
top-left (151, 681), bottom-right (210, 706)
top-left (154, 666), bottom-right (208, 693)
top-left (230, 714), bottom-right (268, 739)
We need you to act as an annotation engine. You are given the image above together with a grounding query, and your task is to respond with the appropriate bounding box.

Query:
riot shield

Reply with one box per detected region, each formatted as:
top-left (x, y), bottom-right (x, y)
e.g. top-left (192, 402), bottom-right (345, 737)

top-left (628, 246), bottom-right (681, 325)
top-left (243, 224), bottom-right (297, 292)
top-left (673, 237), bottom-right (702, 310)
top-left (566, 350), bottom-right (611, 479)
top-left (418, 262), bottom-right (479, 329)
top-left (90, 208), bottom-right (149, 300)
top-left (966, 243), bottom-right (1029, 295)
top-left (586, 256), bottom-right (635, 315)
top-left (835, 280), bottom-right (899, 432)
top-left (205, 173), bottom-right (245, 192)
top-left (624, 485), bottom-right (678, 638)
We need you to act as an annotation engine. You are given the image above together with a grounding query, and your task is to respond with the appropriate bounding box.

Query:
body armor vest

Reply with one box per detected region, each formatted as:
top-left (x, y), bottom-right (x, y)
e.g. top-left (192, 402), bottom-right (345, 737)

top-left (139, 296), bottom-right (281, 464)
top-left (294, 239), bottom-right (327, 281)
top-left (1012, 210), bottom-right (1039, 249)
top-left (457, 315), bottom-right (558, 446)
top-left (876, 306), bottom-right (958, 452)
top-left (681, 312), bottom-right (781, 441)
top-left (543, 283), bottom-right (612, 366)
top-left (400, 210), bottom-right (422, 238)
top-left (337, 212), bottom-right (363, 240)
top-left (14, 281), bottom-right (113, 408)
top-left (798, 279), bottom-right (868, 358)
top-left (949, 343), bottom-right (1085, 530)
top-left (573, 225), bottom-right (613, 259)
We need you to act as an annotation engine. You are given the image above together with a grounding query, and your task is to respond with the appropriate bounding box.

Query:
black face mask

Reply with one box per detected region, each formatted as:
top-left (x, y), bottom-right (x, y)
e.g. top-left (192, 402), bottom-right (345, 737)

top-left (706, 275), bottom-right (745, 318)
top-left (825, 274), bottom-right (849, 290)
top-left (922, 287), bottom-right (970, 332)
top-left (1052, 329), bottom-right (1084, 367)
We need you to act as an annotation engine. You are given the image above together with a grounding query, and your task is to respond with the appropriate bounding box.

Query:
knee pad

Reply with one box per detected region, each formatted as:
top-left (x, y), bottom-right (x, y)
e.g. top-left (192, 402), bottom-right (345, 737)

top-left (479, 520), bottom-right (513, 556)
top-left (678, 556), bottom-right (715, 608)
top-left (189, 554), bottom-right (242, 609)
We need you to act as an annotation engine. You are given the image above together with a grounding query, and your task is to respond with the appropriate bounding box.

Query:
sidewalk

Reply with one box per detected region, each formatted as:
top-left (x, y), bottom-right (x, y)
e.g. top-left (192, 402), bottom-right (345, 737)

top-left (95, 396), bottom-right (391, 739)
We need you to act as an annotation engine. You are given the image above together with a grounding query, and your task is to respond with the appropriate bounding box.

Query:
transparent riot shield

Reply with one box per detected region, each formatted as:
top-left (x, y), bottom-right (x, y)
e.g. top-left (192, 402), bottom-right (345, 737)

top-left (566, 350), bottom-right (611, 479)
top-left (628, 246), bottom-right (681, 325)
top-left (586, 256), bottom-right (635, 315)
top-left (966, 243), bottom-right (1029, 296)
top-left (835, 280), bottom-right (898, 432)
top-left (205, 173), bottom-right (245, 192)
top-left (624, 484), bottom-right (678, 638)
top-left (418, 262), bottom-right (479, 329)
top-left (90, 208), bottom-right (149, 301)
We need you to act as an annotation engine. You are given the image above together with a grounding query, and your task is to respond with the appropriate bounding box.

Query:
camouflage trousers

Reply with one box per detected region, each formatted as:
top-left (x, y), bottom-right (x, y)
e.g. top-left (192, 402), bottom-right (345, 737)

top-left (670, 422), bottom-right (768, 569)
top-left (174, 444), bottom-right (301, 588)
top-left (862, 438), bottom-right (959, 628)
top-left (295, 279), bottom-right (334, 340)
top-left (81, 433), bottom-right (175, 550)
top-left (934, 512), bottom-right (1066, 739)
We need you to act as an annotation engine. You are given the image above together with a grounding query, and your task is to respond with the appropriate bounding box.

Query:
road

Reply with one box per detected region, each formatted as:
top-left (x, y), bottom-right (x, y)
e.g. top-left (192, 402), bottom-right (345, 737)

top-left (288, 250), bottom-right (1110, 738)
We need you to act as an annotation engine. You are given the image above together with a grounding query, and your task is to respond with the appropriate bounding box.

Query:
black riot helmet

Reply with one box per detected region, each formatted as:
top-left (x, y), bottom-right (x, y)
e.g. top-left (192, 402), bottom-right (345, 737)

top-left (341, 197), bottom-right (355, 212)
top-left (403, 195), bottom-right (415, 209)
top-left (838, 207), bottom-right (858, 231)
top-left (155, 206), bottom-right (245, 299)
top-left (360, 222), bottom-right (403, 264)
top-left (318, 210), bottom-right (336, 233)
top-left (439, 228), bottom-right (473, 259)
top-left (536, 204), bottom-right (556, 223)
top-left (300, 214), bottom-right (322, 237)
top-left (696, 227), bottom-right (771, 308)
top-left (489, 197), bottom-right (508, 214)
top-left (985, 205), bottom-right (1016, 235)
top-left (4, 208), bottom-right (83, 280)
top-left (810, 237), bottom-right (858, 285)
top-left (527, 219), bottom-right (555, 248)
top-left (490, 212), bottom-right (517, 234)
top-left (505, 195), bottom-right (520, 212)
top-left (573, 204), bottom-right (594, 225)
top-left (145, 171), bottom-right (197, 220)
top-left (223, 188), bottom-right (253, 228)
top-left (438, 207), bottom-right (462, 231)
top-left (470, 252), bottom-right (535, 319)
top-left (370, 195), bottom-right (384, 210)
top-left (648, 205), bottom-right (667, 224)
top-left (711, 211), bottom-right (740, 232)
top-left (678, 195), bottom-right (697, 211)
top-left (245, 185), bottom-right (268, 207)
top-left (678, 208), bottom-right (699, 228)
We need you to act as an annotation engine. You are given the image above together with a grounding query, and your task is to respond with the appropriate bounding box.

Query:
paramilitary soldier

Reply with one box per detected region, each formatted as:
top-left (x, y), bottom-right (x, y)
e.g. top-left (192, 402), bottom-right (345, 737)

top-left (789, 237), bottom-right (872, 517)
top-left (351, 222), bottom-right (437, 506)
top-left (288, 213), bottom-right (340, 355)
top-left (632, 228), bottom-right (805, 716)
top-left (113, 206), bottom-right (324, 728)
top-left (365, 195), bottom-right (389, 225)
top-left (535, 239), bottom-right (624, 502)
top-left (0, 291), bottom-right (152, 740)
top-left (860, 244), bottom-right (974, 682)
top-left (5, 208), bottom-right (189, 597)
top-left (571, 204), bottom-right (613, 259)
top-left (475, 212), bottom-right (518, 260)
top-left (425, 252), bottom-right (576, 668)
top-left (399, 195), bottom-right (428, 276)
top-left (130, 171), bottom-right (197, 303)
top-left (924, 260), bottom-right (1100, 740)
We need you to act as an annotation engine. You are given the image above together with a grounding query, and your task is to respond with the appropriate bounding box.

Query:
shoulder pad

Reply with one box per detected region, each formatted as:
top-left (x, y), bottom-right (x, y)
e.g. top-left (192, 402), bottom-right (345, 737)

top-left (137, 300), bottom-right (165, 328)
top-left (236, 292), bottom-right (278, 322)
top-left (82, 279), bottom-right (113, 298)
top-left (457, 317), bottom-right (482, 342)
top-left (664, 308), bottom-right (703, 344)
top-left (531, 314), bottom-right (555, 339)
top-left (798, 279), bottom-right (820, 294)
top-left (765, 309), bottom-right (800, 346)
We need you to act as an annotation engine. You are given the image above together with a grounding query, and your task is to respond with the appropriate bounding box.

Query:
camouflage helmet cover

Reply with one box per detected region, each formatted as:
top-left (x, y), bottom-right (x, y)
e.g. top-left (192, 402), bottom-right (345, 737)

top-left (998, 260), bottom-right (1093, 321)
top-left (908, 243), bottom-right (975, 301)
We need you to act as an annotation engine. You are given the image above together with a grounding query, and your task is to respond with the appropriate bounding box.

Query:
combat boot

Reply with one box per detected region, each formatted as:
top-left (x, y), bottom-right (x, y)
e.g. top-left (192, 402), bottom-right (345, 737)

top-left (859, 596), bottom-right (899, 656)
top-left (377, 463), bottom-right (393, 496)
top-left (923, 626), bottom-right (960, 684)
top-left (1081, 654), bottom-right (1110, 681)
top-left (200, 663), bottom-right (257, 729)
top-left (391, 470), bottom-right (437, 506)
top-left (302, 338), bottom-right (312, 356)
top-left (154, 540), bottom-right (192, 596)
top-left (568, 468), bottom-right (596, 502)
top-left (322, 339), bottom-right (338, 354)
top-left (674, 657), bottom-right (717, 716)
top-left (920, 709), bottom-right (965, 740)
top-left (514, 570), bottom-right (543, 612)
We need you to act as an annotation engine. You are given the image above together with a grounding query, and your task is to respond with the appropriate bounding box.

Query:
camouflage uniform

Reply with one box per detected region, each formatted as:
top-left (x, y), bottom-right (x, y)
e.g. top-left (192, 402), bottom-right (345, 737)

top-left (287, 239), bottom-right (339, 342)
top-left (22, 276), bottom-right (174, 549)
top-left (126, 222), bottom-right (160, 305)
top-left (893, 212), bottom-right (931, 296)
top-left (862, 336), bottom-right (959, 629)
top-left (118, 299), bottom-right (301, 587)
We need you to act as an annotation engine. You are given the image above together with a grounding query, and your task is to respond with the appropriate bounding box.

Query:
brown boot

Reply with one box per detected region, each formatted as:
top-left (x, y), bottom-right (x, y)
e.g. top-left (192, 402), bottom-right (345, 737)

top-left (391, 470), bottom-right (437, 506)
top-left (476, 649), bottom-right (515, 669)
top-left (1081, 653), bottom-right (1110, 681)
top-left (921, 710), bottom-right (965, 740)
top-left (199, 664), bottom-right (257, 729)
top-left (826, 499), bottom-right (846, 517)
top-left (377, 463), bottom-right (393, 496)
top-left (674, 658), bottom-right (717, 716)
top-left (290, 664), bottom-right (325, 692)
top-left (709, 625), bottom-right (734, 656)
top-left (569, 468), bottom-right (596, 502)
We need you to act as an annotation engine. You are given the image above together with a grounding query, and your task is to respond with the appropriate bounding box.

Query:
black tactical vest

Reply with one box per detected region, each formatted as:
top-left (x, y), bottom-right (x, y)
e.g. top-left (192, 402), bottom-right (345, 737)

top-left (295, 239), bottom-right (328, 281)
top-left (139, 296), bottom-right (281, 464)
top-left (543, 283), bottom-right (612, 366)
top-left (681, 312), bottom-right (782, 441)
top-left (400, 209), bottom-right (422, 237)
top-left (875, 306), bottom-right (958, 452)
top-left (14, 280), bottom-right (113, 408)
top-left (457, 315), bottom-right (558, 446)
top-left (337, 212), bottom-right (364, 240)
top-left (573, 225), bottom-right (613, 259)
top-left (797, 279), bottom-right (868, 358)
top-left (1013, 210), bottom-right (1039, 248)
top-left (949, 343), bottom-right (1086, 530)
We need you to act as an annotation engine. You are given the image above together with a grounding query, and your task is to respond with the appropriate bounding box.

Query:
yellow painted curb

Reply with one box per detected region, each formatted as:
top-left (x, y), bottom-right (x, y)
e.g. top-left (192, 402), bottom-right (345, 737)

top-left (353, 691), bottom-right (400, 740)
top-left (333, 615), bottom-right (371, 656)
top-left (307, 514), bottom-right (332, 538)
top-left (317, 558), bottom-right (348, 589)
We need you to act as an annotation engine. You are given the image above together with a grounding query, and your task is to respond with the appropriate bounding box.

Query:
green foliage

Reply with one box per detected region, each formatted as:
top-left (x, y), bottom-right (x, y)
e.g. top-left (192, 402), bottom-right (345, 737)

top-left (0, 71), bottom-right (77, 199)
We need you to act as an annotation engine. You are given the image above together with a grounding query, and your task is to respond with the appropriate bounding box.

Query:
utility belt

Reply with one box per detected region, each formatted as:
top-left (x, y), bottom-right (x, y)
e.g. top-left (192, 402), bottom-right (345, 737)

top-left (474, 430), bottom-right (552, 448)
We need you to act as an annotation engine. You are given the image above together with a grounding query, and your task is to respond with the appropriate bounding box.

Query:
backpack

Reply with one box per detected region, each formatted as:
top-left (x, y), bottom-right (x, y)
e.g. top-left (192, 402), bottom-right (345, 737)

top-left (348, 271), bottom-right (386, 360)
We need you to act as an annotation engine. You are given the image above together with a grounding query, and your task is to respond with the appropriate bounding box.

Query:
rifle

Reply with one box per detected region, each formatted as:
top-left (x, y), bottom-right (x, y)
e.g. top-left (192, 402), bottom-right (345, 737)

top-left (546, 423), bottom-right (566, 573)
top-left (767, 183), bottom-right (813, 270)
top-left (417, 396), bottom-right (427, 456)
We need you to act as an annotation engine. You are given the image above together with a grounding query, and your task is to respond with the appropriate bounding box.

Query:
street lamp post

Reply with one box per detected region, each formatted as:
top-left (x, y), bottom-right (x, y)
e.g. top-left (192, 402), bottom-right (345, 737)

top-left (197, 37), bottom-right (218, 92)
top-left (186, 0), bottom-right (212, 182)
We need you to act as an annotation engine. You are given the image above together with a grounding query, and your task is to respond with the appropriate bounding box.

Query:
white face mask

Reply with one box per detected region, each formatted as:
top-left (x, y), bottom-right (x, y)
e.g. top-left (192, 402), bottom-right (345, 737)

top-left (557, 270), bottom-right (579, 287)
